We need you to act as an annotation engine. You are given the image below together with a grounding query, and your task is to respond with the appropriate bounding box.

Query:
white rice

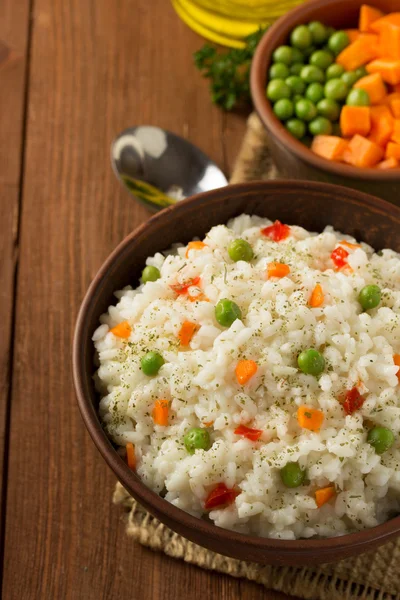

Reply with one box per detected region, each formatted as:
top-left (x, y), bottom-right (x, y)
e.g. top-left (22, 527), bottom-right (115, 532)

top-left (93, 214), bottom-right (400, 539)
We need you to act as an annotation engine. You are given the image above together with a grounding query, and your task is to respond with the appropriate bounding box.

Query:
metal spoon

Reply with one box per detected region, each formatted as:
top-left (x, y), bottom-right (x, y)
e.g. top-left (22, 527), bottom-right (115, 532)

top-left (111, 126), bottom-right (228, 211)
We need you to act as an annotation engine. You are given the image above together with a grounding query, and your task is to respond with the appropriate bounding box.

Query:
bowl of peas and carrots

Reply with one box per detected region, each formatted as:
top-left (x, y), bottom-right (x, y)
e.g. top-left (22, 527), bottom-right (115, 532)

top-left (251, 0), bottom-right (400, 203)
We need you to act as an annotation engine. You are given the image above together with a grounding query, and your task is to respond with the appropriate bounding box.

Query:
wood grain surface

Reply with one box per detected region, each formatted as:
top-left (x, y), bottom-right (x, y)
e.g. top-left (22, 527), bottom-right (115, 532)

top-left (1, 1), bottom-right (296, 598)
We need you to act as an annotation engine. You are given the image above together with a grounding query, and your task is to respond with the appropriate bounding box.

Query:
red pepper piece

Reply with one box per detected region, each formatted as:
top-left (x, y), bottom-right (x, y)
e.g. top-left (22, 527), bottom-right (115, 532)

top-left (170, 276), bottom-right (200, 295)
top-left (331, 246), bottom-right (349, 270)
top-left (261, 220), bottom-right (291, 242)
top-left (343, 387), bottom-right (365, 415)
top-left (234, 424), bottom-right (263, 441)
top-left (204, 483), bottom-right (239, 510)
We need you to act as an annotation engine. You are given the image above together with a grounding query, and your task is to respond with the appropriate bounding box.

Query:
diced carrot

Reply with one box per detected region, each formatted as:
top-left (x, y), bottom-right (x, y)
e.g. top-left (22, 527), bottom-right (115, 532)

top-left (367, 59), bottom-right (400, 84)
top-left (392, 83), bottom-right (400, 93)
top-left (377, 156), bottom-right (399, 169)
top-left (378, 23), bottom-right (400, 59)
top-left (343, 134), bottom-right (384, 167)
top-left (309, 284), bottom-right (324, 308)
top-left (389, 97), bottom-right (400, 117)
top-left (340, 106), bottom-right (371, 137)
top-left (386, 141), bottom-right (400, 159)
top-left (315, 485), bottom-right (336, 508)
top-left (345, 29), bottom-right (360, 42)
top-left (297, 406), bottom-right (324, 432)
top-left (311, 135), bottom-right (348, 161)
top-left (267, 262), bottom-right (290, 278)
top-left (110, 321), bottom-right (132, 338)
top-left (126, 442), bottom-right (136, 470)
top-left (368, 105), bottom-right (394, 146)
top-left (359, 5), bottom-right (384, 32)
top-left (152, 399), bottom-right (169, 426)
top-left (202, 420), bottom-right (214, 427)
top-left (178, 320), bottom-right (198, 346)
top-left (394, 354), bottom-right (400, 381)
top-left (391, 119), bottom-right (400, 143)
top-left (235, 359), bottom-right (258, 385)
top-left (337, 35), bottom-right (379, 71)
top-left (354, 73), bottom-right (387, 104)
top-left (370, 13), bottom-right (400, 32)
top-left (185, 241), bottom-right (206, 258)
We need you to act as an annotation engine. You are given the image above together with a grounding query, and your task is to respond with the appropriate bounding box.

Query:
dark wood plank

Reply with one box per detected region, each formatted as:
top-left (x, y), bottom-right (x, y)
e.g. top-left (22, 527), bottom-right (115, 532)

top-left (0, 0), bottom-right (31, 561)
top-left (2, 0), bottom-right (295, 598)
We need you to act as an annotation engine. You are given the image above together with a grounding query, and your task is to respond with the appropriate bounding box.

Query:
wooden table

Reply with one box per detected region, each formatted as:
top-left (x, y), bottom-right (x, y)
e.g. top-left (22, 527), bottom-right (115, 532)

top-left (0, 1), bottom-right (297, 598)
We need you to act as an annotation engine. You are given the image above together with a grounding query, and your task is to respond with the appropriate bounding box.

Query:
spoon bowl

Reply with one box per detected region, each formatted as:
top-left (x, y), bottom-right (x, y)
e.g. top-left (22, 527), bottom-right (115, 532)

top-left (111, 126), bottom-right (228, 211)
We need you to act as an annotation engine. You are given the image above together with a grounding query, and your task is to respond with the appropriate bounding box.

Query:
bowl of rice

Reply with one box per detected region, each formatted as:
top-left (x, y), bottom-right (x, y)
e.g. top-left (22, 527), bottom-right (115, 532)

top-left (73, 180), bottom-right (400, 565)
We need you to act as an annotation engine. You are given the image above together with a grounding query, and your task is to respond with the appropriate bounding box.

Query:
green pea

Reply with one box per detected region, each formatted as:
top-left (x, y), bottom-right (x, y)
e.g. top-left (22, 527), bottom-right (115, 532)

top-left (328, 30), bottom-right (350, 55)
top-left (295, 98), bottom-right (317, 121)
top-left (142, 265), bottom-right (161, 283)
top-left (300, 65), bottom-right (325, 84)
top-left (324, 78), bottom-right (349, 100)
top-left (228, 238), bottom-right (254, 262)
top-left (291, 47), bottom-right (305, 64)
top-left (354, 66), bottom-right (368, 80)
top-left (310, 49), bottom-right (334, 70)
top-left (309, 116), bottom-right (333, 136)
top-left (358, 284), bottom-right (381, 311)
top-left (326, 63), bottom-right (345, 79)
top-left (286, 75), bottom-right (306, 95)
top-left (290, 25), bottom-right (312, 49)
top-left (293, 94), bottom-right (304, 104)
top-left (273, 45), bottom-right (293, 65)
top-left (267, 79), bottom-right (291, 102)
top-left (298, 348), bottom-right (325, 376)
top-left (215, 299), bottom-right (242, 327)
top-left (341, 71), bottom-right (359, 87)
top-left (367, 427), bottom-right (395, 455)
top-left (141, 351), bottom-right (165, 376)
top-left (280, 462), bottom-right (306, 488)
top-left (317, 98), bottom-right (340, 121)
top-left (290, 63), bottom-right (304, 76)
top-left (305, 82), bottom-right (325, 104)
top-left (346, 88), bottom-right (370, 106)
top-left (274, 98), bottom-right (294, 120)
top-left (286, 118), bottom-right (306, 140)
top-left (308, 21), bottom-right (328, 45)
top-left (184, 427), bottom-right (211, 454)
top-left (269, 63), bottom-right (290, 80)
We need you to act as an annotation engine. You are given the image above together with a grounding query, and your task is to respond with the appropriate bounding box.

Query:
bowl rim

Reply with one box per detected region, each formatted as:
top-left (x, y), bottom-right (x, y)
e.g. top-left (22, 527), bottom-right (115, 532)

top-left (73, 179), bottom-right (400, 554)
top-left (250, 0), bottom-right (400, 181)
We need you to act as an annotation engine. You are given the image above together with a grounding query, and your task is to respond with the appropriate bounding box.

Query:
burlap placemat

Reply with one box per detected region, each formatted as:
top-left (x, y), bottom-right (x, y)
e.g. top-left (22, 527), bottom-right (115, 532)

top-left (113, 113), bottom-right (400, 600)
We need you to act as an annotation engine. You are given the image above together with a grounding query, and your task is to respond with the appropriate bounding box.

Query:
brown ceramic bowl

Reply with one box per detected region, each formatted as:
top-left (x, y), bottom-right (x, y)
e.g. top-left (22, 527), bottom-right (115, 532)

top-left (251, 0), bottom-right (400, 203)
top-left (73, 180), bottom-right (400, 566)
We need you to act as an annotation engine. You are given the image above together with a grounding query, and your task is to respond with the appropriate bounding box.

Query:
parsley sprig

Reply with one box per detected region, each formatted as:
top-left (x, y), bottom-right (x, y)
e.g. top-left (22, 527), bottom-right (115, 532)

top-left (193, 28), bottom-right (267, 111)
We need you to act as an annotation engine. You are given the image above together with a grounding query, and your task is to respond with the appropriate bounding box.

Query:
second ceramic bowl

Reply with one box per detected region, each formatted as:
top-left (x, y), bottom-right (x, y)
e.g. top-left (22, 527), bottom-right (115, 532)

top-left (251, 0), bottom-right (400, 203)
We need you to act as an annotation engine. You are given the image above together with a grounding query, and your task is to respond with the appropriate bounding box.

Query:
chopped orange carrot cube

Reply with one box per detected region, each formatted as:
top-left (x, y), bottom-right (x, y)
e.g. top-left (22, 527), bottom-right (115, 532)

top-left (391, 119), bottom-right (400, 143)
top-left (110, 321), bottom-right (132, 338)
top-left (343, 135), bottom-right (384, 167)
top-left (389, 97), bottom-right (400, 118)
top-left (297, 406), bottom-right (324, 432)
top-left (178, 321), bottom-right (198, 346)
top-left (309, 284), bottom-right (324, 308)
top-left (359, 5), bottom-right (384, 32)
top-left (386, 141), bottom-right (400, 159)
top-left (311, 136), bottom-right (348, 161)
top-left (340, 106), bottom-right (371, 137)
top-left (394, 354), bottom-right (400, 381)
top-left (185, 241), bottom-right (206, 258)
top-left (345, 29), bottom-right (360, 42)
top-left (370, 13), bottom-right (400, 32)
top-left (367, 59), bottom-right (400, 85)
top-left (337, 35), bottom-right (379, 71)
top-left (315, 485), bottom-right (336, 508)
top-left (267, 262), bottom-right (290, 278)
top-left (235, 360), bottom-right (258, 385)
top-left (377, 157), bottom-right (399, 169)
top-left (126, 442), bottom-right (136, 470)
top-left (368, 105), bottom-right (394, 146)
top-left (354, 73), bottom-right (387, 104)
top-left (152, 399), bottom-right (169, 426)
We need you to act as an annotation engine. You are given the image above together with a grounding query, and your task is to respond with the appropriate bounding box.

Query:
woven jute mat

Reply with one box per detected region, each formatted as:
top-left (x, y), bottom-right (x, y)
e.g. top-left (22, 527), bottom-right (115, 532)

top-left (114, 113), bottom-right (400, 600)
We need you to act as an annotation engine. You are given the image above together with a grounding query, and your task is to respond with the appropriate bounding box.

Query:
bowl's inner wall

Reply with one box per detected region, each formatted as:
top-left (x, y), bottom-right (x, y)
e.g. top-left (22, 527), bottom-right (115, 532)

top-left (81, 184), bottom-right (400, 421)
